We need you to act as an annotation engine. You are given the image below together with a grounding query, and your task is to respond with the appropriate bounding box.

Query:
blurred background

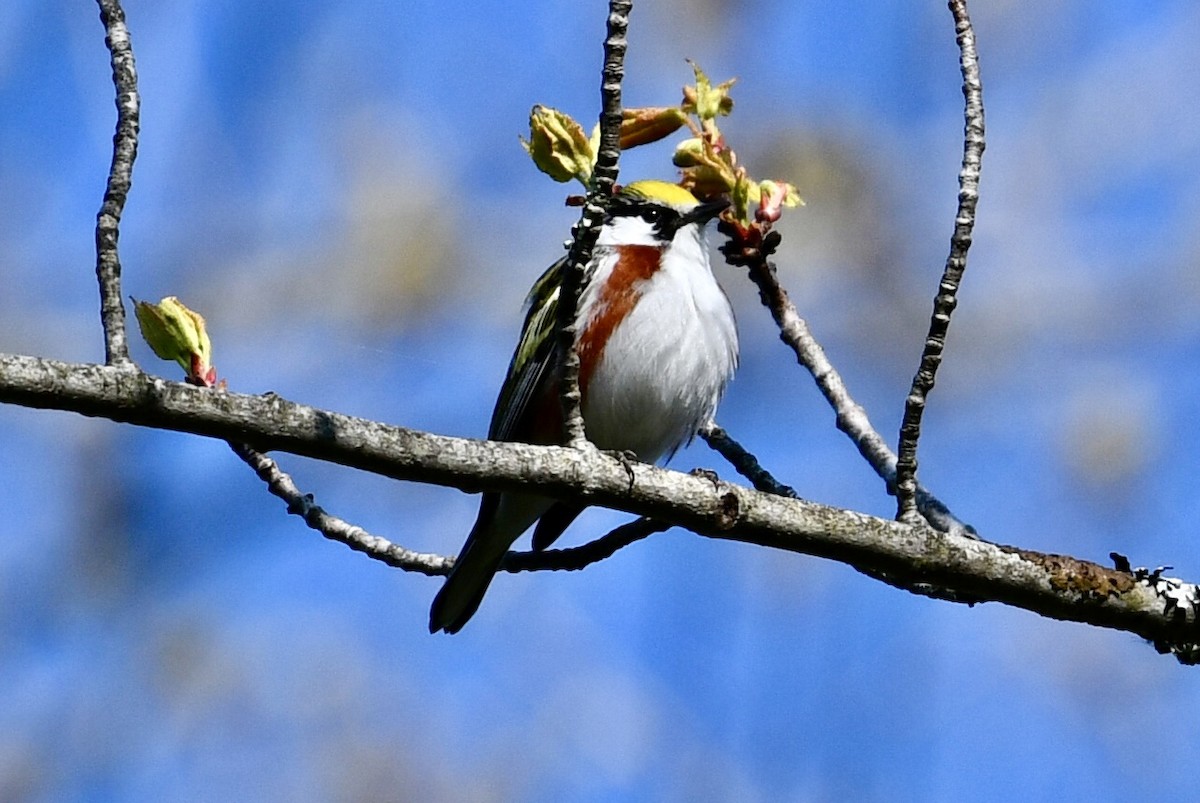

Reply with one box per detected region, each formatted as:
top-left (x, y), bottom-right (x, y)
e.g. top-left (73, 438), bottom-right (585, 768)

top-left (2, 1), bottom-right (1200, 800)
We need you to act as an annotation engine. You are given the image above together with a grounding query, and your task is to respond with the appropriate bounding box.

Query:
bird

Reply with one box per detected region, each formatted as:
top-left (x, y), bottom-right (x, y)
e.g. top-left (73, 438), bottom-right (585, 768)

top-left (429, 179), bottom-right (739, 634)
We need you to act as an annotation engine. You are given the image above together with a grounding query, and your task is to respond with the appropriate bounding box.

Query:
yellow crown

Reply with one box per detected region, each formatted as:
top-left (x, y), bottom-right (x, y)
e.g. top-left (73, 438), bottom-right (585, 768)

top-left (622, 180), bottom-right (699, 209)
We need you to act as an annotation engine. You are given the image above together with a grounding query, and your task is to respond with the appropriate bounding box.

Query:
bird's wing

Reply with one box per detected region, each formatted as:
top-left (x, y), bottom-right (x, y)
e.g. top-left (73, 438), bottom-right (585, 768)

top-left (488, 256), bottom-right (565, 442)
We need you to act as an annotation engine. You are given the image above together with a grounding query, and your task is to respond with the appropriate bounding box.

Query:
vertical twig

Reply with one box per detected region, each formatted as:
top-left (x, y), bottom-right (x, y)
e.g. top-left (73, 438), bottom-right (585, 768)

top-left (894, 0), bottom-right (985, 524)
top-left (591, 2), bottom-right (628, 198)
top-left (95, 0), bottom-right (140, 367)
top-left (718, 224), bottom-right (972, 536)
top-left (556, 0), bottom-right (632, 448)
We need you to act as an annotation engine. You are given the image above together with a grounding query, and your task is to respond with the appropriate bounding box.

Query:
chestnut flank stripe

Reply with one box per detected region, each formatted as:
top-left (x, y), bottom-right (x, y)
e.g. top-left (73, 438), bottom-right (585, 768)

top-left (578, 245), bottom-right (664, 394)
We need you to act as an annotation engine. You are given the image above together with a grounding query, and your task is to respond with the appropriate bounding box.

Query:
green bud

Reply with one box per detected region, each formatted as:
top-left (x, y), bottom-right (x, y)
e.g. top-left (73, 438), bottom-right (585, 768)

top-left (681, 165), bottom-right (735, 201)
top-left (682, 61), bottom-right (735, 121)
top-left (756, 179), bottom-right (803, 223)
top-left (134, 296), bottom-right (216, 386)
top-left (519, 105), bottom-right (595, 185)
top-left (730, 175), bottom-right (757, 224)
top-left (672, 137), bottom-right (708, 168)
top-left (620, 106), bottom-right (688, 149)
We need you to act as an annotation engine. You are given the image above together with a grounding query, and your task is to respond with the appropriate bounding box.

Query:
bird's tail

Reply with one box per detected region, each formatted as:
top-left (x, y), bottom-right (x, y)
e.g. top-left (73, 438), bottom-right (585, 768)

top-left (429, 532), bottom-right (508, 634)
top-left (429, 492), bottom-right (549, 634)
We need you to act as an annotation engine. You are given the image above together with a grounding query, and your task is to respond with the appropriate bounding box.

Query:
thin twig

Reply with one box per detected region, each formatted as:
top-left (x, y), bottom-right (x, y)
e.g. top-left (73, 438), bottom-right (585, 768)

top-left (699, 421), bottom-right (798, 498)
top-left (230, 440), bottom-right (662, 575)
top-left (717, 224), bottom-right (972, 536)
top-left (95, 0), bottom-right (139, 366)
top-left (591, 2), bottom-right (628, 196)
top-left (502, 517), bottom-right (666, 572)
top-left (229, 442), bottom-right (454, 575)
top-left (556, 0), bottom-right (632, 448)
top-left (894, 0), bottom-right (985, 523)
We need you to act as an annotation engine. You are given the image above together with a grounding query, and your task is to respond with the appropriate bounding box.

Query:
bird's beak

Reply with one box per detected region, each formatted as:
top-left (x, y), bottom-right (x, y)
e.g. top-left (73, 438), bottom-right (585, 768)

top-left (682, 196), bottom-right (730, 227)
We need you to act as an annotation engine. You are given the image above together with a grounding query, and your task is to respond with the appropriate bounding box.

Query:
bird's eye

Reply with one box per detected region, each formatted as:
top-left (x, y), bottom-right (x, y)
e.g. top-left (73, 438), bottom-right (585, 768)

top-left (641, 207), bottom-right (668, 225)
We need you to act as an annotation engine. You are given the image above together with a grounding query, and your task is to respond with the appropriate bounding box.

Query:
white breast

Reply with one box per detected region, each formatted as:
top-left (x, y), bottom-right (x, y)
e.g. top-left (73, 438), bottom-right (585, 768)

top-left (578, 223), bottom-right (738, 462)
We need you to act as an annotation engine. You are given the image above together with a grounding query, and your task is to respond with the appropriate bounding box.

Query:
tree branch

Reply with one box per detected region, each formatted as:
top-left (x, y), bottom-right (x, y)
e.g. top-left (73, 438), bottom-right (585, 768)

top-left (2, 352), bottom-right (1198, 663)
top-left (894, 0), bottom-right (985, 523)
top-left (556, 0), bottom-right (633, 448)
top-left (230, 440), bottom-right (663, 575)
top-left (592, 0), bottom-right (630, 197)
top-left (228, 442), bottom-right (454, 575)
top-left (718, 224), bottom-right (971, 536)
top-left (699, 421), bottom-right (798, 498)
top-left (502, 517), bottom-right (666, 572)
top-left (95, 0), bottom-right (139, 367)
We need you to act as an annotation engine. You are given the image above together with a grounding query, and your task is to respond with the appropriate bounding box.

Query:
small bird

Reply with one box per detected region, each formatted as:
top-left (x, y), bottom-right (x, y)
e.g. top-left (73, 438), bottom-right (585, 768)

top-left (429, 180), bottom-right (738, 634)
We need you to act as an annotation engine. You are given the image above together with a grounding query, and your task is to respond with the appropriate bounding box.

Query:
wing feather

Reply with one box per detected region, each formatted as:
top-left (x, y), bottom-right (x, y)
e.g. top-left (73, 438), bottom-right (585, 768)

top-left (488, 256), bottom-right (566, 441)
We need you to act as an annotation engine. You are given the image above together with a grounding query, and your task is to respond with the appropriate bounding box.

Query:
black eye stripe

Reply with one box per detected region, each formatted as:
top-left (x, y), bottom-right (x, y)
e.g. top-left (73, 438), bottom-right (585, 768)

top-left (607, 201), bottom-right (681, 232)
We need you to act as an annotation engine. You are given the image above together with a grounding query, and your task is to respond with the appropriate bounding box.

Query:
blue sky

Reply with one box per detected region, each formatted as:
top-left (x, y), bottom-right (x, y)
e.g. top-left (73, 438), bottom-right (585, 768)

top-left (3, 1), bottom-right (1200, 800)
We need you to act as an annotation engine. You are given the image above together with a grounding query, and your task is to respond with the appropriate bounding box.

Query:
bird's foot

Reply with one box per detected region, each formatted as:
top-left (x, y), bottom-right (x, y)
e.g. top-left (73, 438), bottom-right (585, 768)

top-left (603, 449), bottom-right (640, 490)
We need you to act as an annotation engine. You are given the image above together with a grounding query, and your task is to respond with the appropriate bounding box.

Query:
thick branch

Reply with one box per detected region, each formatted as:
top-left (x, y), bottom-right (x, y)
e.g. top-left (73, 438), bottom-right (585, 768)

top-left (894, 0), bottom-right (985, 522)
top-left (95, 0), bottom-right (139, 366)
top-left (2, 352), bottom-right (1198, 662)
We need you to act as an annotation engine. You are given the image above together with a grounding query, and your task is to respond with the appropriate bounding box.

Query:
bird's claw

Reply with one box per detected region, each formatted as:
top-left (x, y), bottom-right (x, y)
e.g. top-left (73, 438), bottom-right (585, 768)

top-left (604, 449), bottom-right (639, 489)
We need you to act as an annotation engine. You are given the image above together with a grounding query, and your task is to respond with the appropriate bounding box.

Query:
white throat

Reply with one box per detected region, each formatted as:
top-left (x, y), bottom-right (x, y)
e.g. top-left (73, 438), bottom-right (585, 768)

top-left (596, 215), bottom-right (662, 248)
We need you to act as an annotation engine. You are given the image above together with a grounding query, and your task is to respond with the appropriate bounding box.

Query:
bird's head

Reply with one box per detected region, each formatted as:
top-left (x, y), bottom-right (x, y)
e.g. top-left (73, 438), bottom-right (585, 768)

top-left (598, 180), bottom-right (729, 247)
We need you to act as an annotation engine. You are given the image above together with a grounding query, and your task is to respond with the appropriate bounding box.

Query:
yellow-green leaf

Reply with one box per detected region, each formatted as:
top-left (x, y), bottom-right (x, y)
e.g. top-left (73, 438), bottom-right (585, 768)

top-left (134, 296), bottom-right (214, 384)
top-left (520, 105), bottom-right (595, 185)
